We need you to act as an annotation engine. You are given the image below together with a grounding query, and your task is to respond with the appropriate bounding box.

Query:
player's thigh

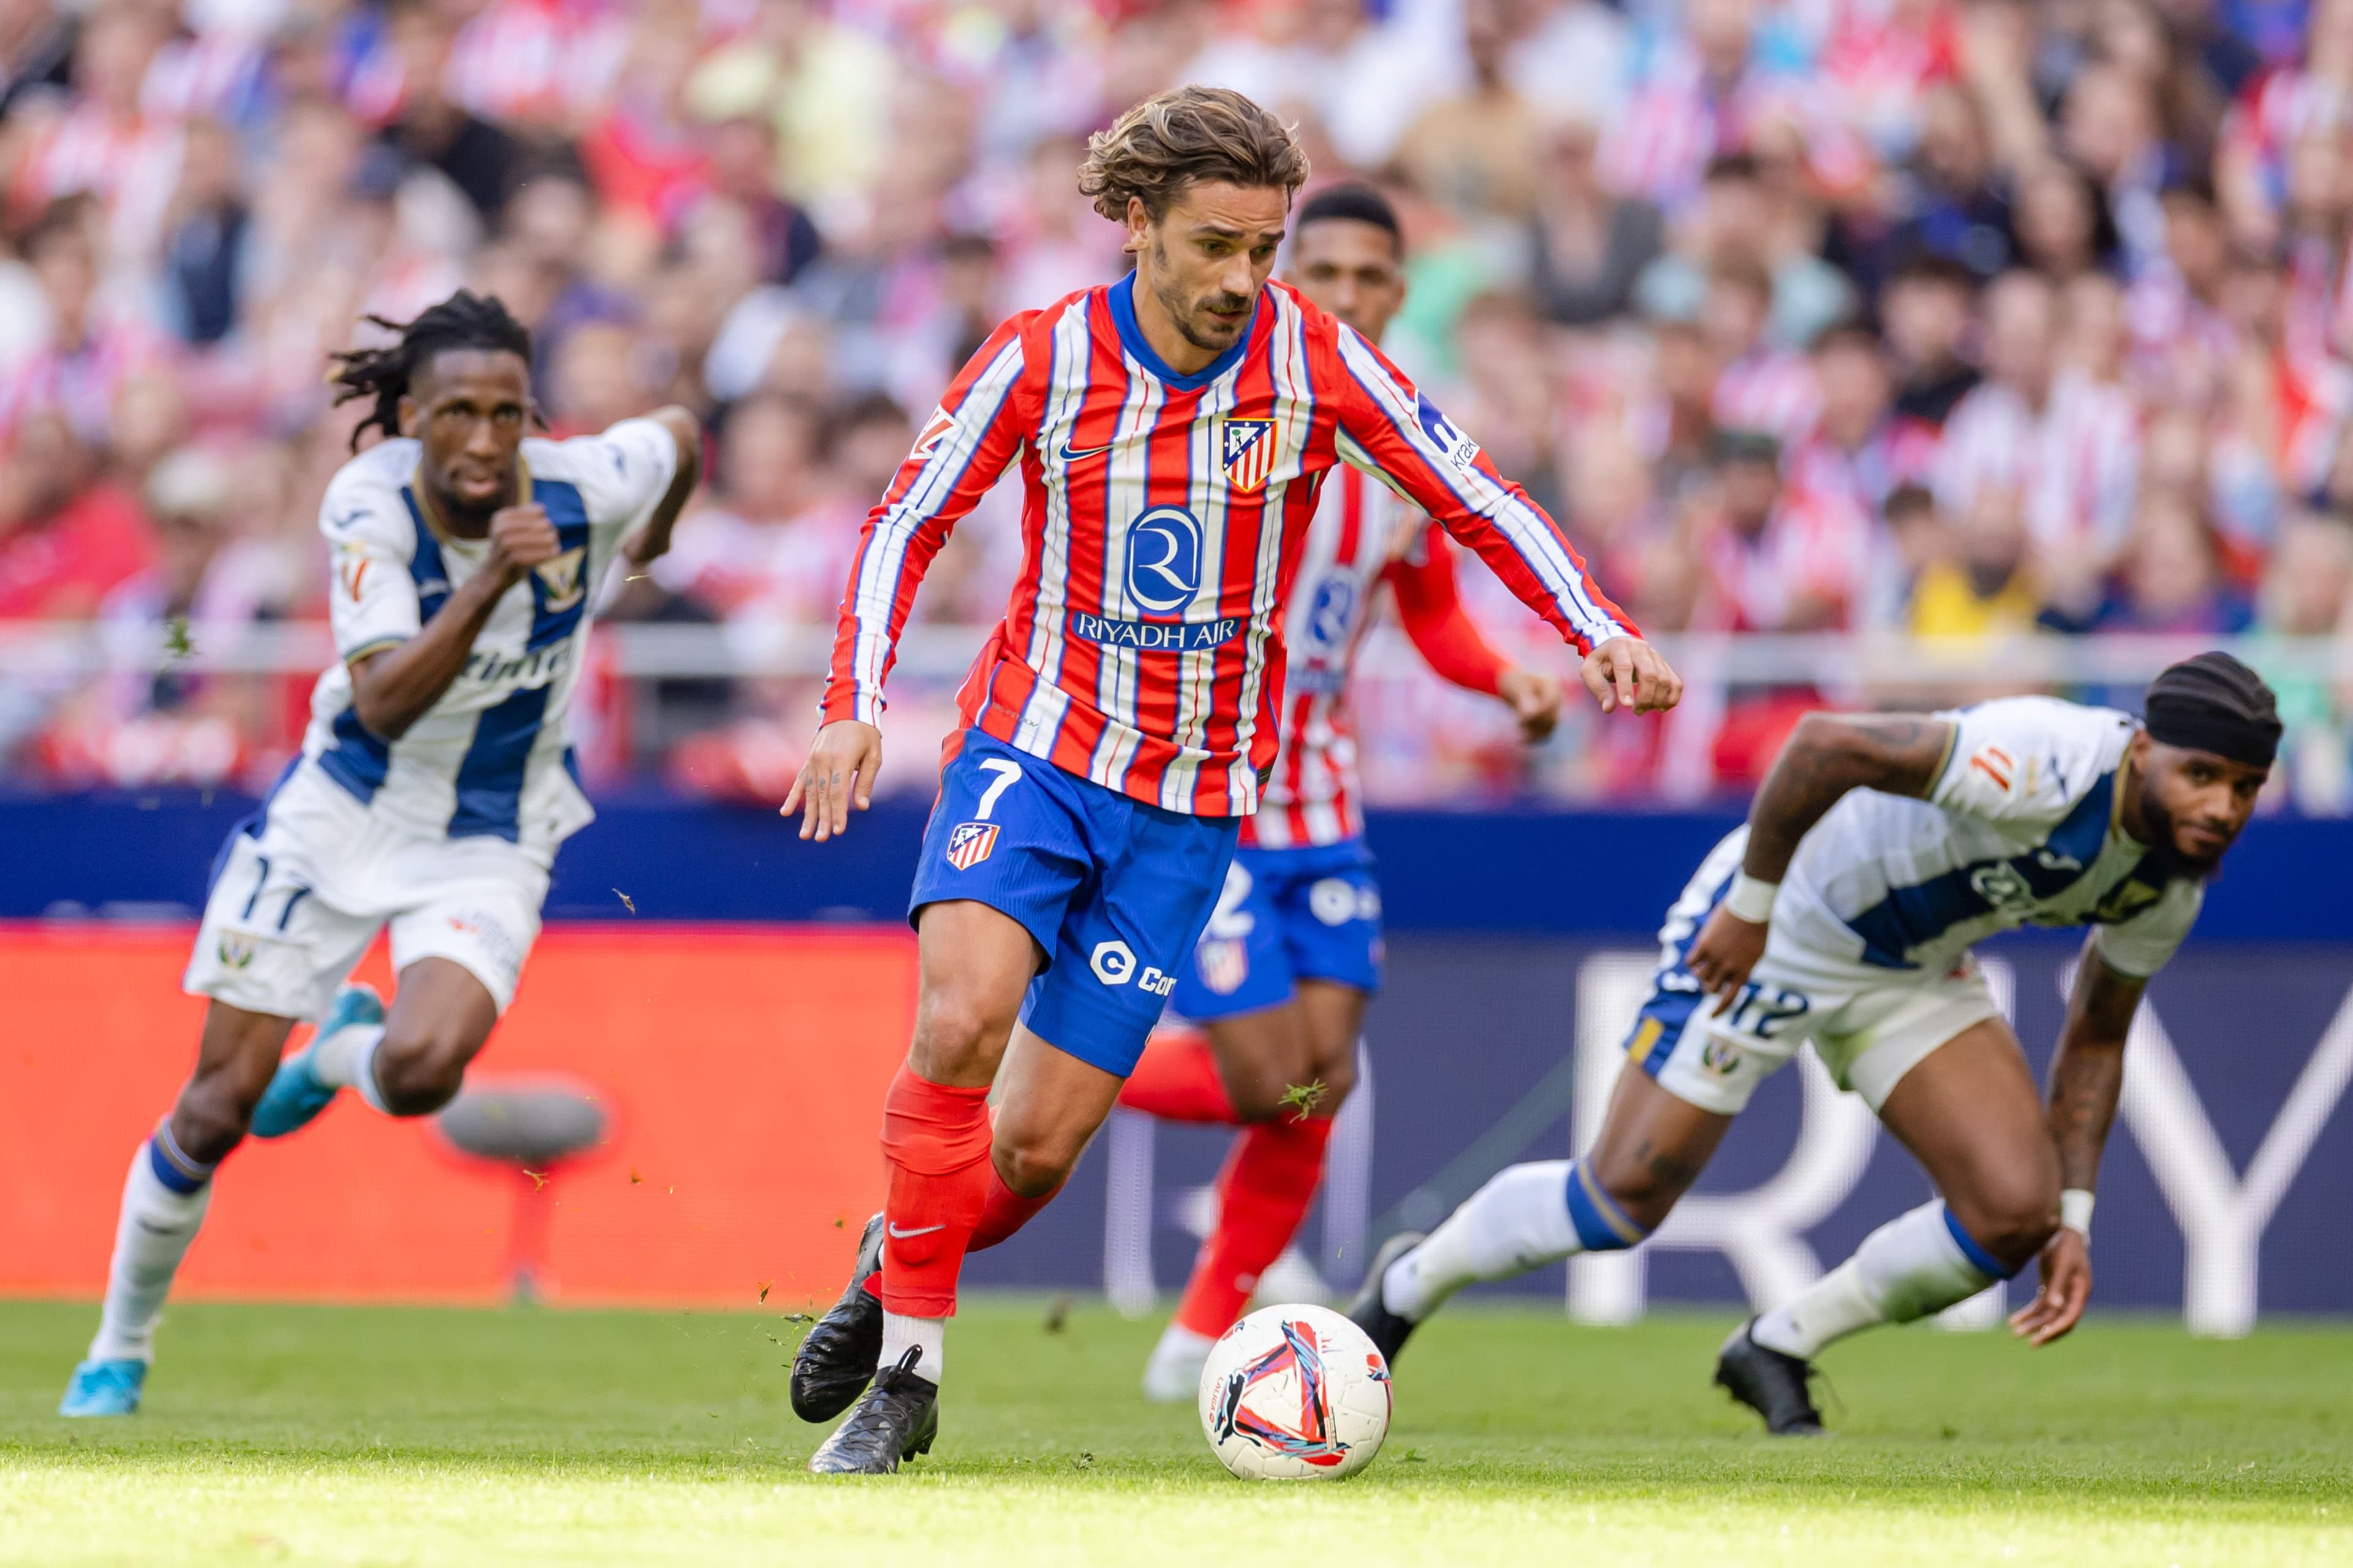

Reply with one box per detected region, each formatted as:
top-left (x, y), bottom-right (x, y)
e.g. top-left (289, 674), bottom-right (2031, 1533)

top-left (186, 820), bottom-right (379, 1026)
top-left (911, 898), bottom-right (1048, 1086)
top-left (991, 1020), bottom-right (1127, 1195)
top-left (381, 956), bottom-right (503, 1067)
top-left (1875, 1015), bottom-right (2061, 1257)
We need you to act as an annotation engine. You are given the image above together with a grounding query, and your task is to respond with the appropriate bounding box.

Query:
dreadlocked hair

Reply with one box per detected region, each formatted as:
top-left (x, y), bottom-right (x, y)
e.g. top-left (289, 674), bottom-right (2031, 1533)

top-left (327, 290), bottom-right (537, 451)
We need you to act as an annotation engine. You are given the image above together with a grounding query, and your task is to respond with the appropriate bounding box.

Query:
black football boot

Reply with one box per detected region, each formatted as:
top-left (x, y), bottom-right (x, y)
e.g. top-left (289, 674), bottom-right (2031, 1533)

top-left (806, 1348), bottom-right (940, 1475)
top-left (1343, 1231), bottom-right (1427, 1369)
top-left (1714, 1319), bottom-right (1828, 1436)
top-left (790, 1211), bottom-right (885, 1422)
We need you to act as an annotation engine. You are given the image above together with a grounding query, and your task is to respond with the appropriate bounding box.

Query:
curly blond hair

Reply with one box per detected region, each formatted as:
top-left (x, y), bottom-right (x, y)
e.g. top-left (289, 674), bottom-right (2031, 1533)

top-left (1078, 86), bottom-right (1311, 224)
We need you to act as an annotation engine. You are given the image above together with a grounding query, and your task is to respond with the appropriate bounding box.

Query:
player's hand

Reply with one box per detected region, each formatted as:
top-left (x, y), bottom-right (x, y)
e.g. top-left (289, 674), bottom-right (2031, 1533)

top-left (1498, 667), bottom-right (1564, 743)
top-left (1581, 636), bottom-right (1683, 716)
top-left (1685, 903), bottom-right (1768, 1015)
top-left (2009, 1225), bottom-right (2092, 1346)
top-left (485, 503), bottom-right (561, 583)
top-left (782, 720), bottom-right (882, 842)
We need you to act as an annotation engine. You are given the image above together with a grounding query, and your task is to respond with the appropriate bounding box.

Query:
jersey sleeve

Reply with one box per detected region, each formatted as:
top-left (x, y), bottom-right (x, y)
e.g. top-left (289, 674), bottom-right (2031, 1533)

top-left (1927, 697), bottom-right (2123, 828)
top-left (1327, 324), bottom-right (1635, 656)
top-left (2092, 880), bottom-right (2203, 978)
top-left (556, 417), bottom-right (683, 539)
top-left (320, 465), bottom-right (421, 664)
top-left (1382, 526), bottom-right (1508, 697)
top-left (822, 314), bottom-right (1036, 724)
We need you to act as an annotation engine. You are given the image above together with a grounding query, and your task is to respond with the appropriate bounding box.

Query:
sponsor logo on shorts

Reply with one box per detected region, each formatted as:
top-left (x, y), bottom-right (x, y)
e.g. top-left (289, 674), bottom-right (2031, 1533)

top-left (945, 821), bottom-right (999, 871)
top-left (1091, 940), bottom-right (1176, 996)
top-left (1311, 877), bottom-right (1377, 927)
top-left (1197, 936), bottom-right (1249, 996)
top-left (445, 908), bottom-right (523, 980)
top-left (216, 934), bottom-right (258, 969)
top-left (1700, 1033), bottom-right (1748, 1075)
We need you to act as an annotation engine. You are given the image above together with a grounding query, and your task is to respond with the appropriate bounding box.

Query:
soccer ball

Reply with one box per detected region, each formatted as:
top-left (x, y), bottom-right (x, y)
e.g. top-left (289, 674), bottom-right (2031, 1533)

top-left (1198, 1303), bottom-right (1392, 1480)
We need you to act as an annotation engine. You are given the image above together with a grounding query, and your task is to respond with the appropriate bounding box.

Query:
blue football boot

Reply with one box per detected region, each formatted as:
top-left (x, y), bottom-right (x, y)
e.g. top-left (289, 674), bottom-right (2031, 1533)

top-left (59, 1358), bottom-right (146, 1417)
top-left (250, 983), bottom-right (384, 1138)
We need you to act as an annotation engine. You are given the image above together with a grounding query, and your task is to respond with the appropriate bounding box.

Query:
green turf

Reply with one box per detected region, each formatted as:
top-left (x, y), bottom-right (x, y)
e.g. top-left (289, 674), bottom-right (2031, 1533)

top-left (2, 1298), bottom-right (2347, 1566)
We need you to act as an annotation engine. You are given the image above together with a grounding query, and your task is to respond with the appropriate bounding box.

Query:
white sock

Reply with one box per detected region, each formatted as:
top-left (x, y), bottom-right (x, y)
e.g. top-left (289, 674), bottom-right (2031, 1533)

top-left (309, 1023), bottom-right (388, 1113)
top-left (87, 1138), bottom-right (214, 1364)
top-left (1752, 1200), bottom-right (1996, 1359)
top-left (1152, 1322), bottom-right (1214, 1360)
top-left (1382, 1161), bottom-right (1585, 1322)
top-left (879, 1312), bottom-right (944, 1386)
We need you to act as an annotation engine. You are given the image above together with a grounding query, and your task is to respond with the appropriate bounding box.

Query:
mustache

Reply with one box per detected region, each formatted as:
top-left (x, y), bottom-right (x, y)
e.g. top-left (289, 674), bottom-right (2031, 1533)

top-left (1197, 293), bottom-right (1252, 314)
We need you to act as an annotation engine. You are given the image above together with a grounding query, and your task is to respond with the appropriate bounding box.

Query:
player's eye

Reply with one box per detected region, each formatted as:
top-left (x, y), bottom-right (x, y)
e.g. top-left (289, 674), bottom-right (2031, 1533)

top-left (493, 406), bottom-right (524, 426)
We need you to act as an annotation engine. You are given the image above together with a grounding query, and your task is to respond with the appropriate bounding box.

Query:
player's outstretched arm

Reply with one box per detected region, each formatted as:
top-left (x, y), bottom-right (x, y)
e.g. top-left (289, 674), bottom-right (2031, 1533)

top-left (2009, 947), bottom-right (2137, 1346)
top-left (1686, 711), bottom-right (1957, 1009)
top-left (349, 504), bottom-right (560, 740)
top-left (620, 406), bottom-right (705, 568)
top-left (781, 719), bottom-right (882, 843)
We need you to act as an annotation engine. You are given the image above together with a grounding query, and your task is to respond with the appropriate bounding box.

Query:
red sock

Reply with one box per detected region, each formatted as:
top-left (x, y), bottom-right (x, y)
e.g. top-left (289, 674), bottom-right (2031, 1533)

top-left (1115, 1026), bottom-right (1237, 1123)
top-left (875, 1064), bottom-right (995, 1319)
top-left (1172, 1113), bottom-right (1336, 1338)
top-left (969, 1165), bottom-right (1064, 1252)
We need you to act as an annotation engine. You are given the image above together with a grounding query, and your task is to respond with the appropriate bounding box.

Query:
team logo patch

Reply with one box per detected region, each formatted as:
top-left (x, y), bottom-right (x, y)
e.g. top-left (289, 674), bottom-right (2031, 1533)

top-left (216, 934), bottom-right (257, 970)
top-left (1197, 936), bottom-right (1249, 996)
top-left (945, 821), bottom-right (999, 870)
top-left (1700, 1032), bottom-right (1748, 1075)
top-left (534, 547), bottom-right (587, 612)
top-left (1219, 418), bottom-right (1277, 493)
top-left (911, 406), bottom-right (958, 461)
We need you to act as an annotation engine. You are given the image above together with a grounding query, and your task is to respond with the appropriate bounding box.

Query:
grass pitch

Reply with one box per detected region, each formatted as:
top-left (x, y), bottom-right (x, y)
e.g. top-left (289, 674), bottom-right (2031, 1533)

top-left (2, 1298), bottom-right (2347, 1566)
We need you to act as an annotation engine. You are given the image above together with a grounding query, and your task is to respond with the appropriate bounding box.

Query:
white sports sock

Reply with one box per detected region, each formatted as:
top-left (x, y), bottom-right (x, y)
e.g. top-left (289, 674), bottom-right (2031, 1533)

top-left (879, 1312), bottom-right (944, 1387)
top-left (308, 1023), bottom-right (388, 1112)
top-left (87, 1139), bottom-right (213, 1364)
top-left (1752, 1200), bottom-right (1996, 1359)
top-left (1382, 1161), bottom-right (1583, 1322)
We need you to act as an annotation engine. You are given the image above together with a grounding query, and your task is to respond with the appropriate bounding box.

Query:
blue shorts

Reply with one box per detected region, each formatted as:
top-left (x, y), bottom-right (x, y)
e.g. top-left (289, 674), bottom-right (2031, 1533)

top-left (908, 729), bottom-right (1240, 1078)
top-left (1168, 839), bottom-right (1383, 1023)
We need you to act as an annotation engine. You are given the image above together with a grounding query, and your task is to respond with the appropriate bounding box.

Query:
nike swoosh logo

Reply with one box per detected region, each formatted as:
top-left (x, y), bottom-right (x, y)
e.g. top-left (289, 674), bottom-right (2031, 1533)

top-left (1059, 443), bottom-right (1116, 461)
top-left (886, 1222), bottom-right (945, 1238)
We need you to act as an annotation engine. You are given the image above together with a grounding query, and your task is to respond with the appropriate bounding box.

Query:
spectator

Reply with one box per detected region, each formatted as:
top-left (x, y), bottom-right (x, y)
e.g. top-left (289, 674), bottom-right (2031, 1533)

top-left (0, 411), bottom-right (148, 621)
top-left (1393, 0), bottom-right (1546, 222)
top-left (2075, 490), bottom-right (2257, 632)
top-left (1881, 254), bottom-right (1983, 426)
top-left (1910, 482), bottom-right (2042, 637)
top-left (1693, 429), bottom-right (1873, 634)
top-left (2012, 158), bottom-right (2124, 285)
top-left (1523, 116), bottom-right (1664, 328)
top-left (2254, 512), bottom-right (2353, 811)
top-left (1702, 253), bottom-right (1819, 446)
top-left (1795, 322), bottom-right (1934, 521)
top-left (161, 118), bottom-right (251, 346)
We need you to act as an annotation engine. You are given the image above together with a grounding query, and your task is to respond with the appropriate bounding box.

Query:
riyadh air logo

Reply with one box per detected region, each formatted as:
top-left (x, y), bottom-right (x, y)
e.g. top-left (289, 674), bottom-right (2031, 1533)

top-left (945, 820), bottom-right (999, 870)
top-left (1124, 506), bottom-right (1202, 613)
top-left (534, 547), bottom-right (587, 612)
top-left (1414, 393), bottom-right (1480, 473)
top-left (1220, 417), bottom-right (1276, 493)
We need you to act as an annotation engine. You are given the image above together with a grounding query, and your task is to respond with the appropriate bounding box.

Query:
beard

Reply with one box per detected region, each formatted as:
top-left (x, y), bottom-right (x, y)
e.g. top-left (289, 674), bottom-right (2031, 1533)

top-left (1149, 241), bottom-right (1252, 352)
top-left (2134, 781), bottom-right (2226, 884)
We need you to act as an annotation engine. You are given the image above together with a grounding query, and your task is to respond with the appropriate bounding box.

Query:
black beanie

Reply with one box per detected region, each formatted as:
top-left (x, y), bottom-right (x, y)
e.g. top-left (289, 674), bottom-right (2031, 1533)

top-left (2143, 651), bottom-right (2282, 769)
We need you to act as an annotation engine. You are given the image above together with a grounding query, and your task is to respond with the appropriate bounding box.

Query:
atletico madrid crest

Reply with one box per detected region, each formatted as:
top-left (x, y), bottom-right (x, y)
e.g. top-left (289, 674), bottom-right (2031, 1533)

top-left (1219, 418), bottom-right (1277, 493)
top-left (944, 820), bottom-right (999, 870)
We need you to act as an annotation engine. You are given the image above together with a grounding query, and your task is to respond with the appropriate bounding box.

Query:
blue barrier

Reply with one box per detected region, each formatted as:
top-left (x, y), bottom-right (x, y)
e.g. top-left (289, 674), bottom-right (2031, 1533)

top-left (7, 786), bottom-right (2351, 939)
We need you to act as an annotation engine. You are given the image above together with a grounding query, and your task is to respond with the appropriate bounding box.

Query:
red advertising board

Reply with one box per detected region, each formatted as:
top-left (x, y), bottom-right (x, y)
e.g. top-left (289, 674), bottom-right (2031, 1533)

top-left (0, 924), bottom-right (913, 1308)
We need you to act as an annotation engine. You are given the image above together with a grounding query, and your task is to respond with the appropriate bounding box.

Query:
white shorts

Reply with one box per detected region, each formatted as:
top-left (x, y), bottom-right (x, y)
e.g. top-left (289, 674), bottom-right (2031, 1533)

top-left (184, 762), bottom-right (548, 1021)
top-left (1626, 839), bottom-right (2005, 1117)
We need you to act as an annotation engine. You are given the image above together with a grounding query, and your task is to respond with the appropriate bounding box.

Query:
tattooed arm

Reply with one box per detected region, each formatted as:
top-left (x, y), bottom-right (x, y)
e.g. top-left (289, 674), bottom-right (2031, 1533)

top-left (2009, 945), bottom-right (2141, 1346)
top-left (1686, 712), bottom-right (1957, 1007)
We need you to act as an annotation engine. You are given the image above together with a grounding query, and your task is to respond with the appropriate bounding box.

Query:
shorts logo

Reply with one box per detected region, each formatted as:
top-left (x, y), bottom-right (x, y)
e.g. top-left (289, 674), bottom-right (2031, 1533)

top-left (534, 547), bottom-right (587, 612)
top-left (1309, 877), bottom-right (1365, 927)
top-left (1219, 418), bottom-right (1276, 493)
top-left (1413, 393), bottom-right (1481, 473)
top-left (945, 821), bottom-right (999, 870)
top-left (1700, 1033), bottom-right (1748, 1076)
top-left (1197, 936), bottom-right (1249, 996)
top-left (1090, 940), bottom-right (1137, 985)
top-left (216, 934), bottom-right (257, 969)
top-left (1123, 506), bottom-right (1202, 613)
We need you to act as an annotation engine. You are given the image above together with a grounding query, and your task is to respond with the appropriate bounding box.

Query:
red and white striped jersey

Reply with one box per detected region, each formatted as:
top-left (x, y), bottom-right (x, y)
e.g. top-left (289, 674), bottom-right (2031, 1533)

top-left (822, 274), bottom-right (1634, 817)
top-left (1248, 469), bottom-right (1510, 849)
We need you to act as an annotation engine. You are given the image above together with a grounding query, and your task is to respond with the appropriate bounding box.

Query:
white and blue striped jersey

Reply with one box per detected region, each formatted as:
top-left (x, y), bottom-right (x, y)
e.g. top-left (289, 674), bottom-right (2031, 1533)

top-left (300, 418), bottom-right (679, 865)
top-left (1776, 697), bottom-right (2203, 982)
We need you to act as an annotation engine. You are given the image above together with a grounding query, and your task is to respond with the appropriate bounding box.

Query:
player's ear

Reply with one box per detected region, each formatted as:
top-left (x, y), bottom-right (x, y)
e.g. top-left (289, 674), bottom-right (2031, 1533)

top-left (1124, 194), bottom-right (1151, 254)
top-left (395, 393), bottom-right (419, 439)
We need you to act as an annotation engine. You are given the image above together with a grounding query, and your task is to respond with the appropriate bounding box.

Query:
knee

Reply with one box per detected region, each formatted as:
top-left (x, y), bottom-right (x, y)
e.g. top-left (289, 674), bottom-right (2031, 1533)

top-left (1223, 1055), bottom-right (1297, 1123)
top-left (1954, 1176), bottom-right (2061, 1269)
top-left (373, 1026), bottom-right (476, 1117)
top-left (172, 1072), bottom-right (259, 1165)
top-left (911, 989), bottom-right (1014, 1079)
top-left (1582, 1148), bottom-right (1690, 1234)
top-left (994, 1126), bottom-right (1083, 1199)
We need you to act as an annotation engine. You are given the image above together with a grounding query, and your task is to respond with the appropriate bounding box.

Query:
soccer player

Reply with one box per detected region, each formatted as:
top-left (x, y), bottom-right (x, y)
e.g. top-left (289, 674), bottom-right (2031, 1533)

top-left (59, 292), bottom-right (702, 1417)
top-left (1346, 655), bottom-right (2279, 1434)
top-left (1115, 181), bottom-right (1565, 1403)
top-left (781, 87), bottom-right (1681, 1472)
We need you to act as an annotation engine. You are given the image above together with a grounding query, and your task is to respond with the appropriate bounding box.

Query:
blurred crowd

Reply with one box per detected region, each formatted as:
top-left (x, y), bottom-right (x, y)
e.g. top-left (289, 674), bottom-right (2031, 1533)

top-left (4, 0), bottom-right (2353, 809)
